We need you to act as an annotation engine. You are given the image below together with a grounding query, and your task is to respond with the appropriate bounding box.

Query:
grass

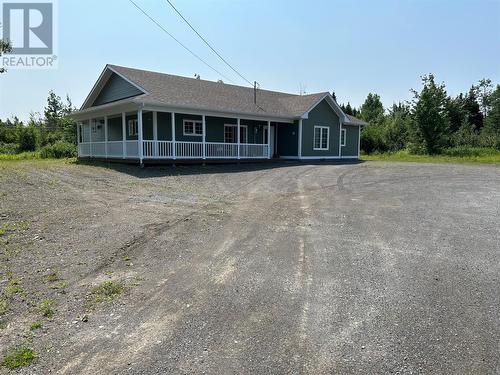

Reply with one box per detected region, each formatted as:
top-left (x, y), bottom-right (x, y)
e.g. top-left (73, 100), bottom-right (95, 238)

top-left (30, 321), bottom-right (43, 331)
top-left (37, 299), bottom-right (55, 318)
top-left (1, 346), bottom-right (37, 369)
top-left (362, 148), bottom-right (500, 164)
top-left (89, 281), bottom-right (124, 304)
top-left (0, 221), bottom-right (30, 237)
top-left (49, 281), bottom-right (67, 290)
top-left (0, 151), bottom-right (41, 160)
top-left (5, 273), bottom-right (24, 296)
top-left (46, 270), bottom-right (60, 282)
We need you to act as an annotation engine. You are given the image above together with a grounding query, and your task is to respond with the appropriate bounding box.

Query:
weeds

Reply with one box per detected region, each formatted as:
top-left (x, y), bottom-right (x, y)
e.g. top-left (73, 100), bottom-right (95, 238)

top-left (5, 273), bottom-right (24, 295)
top-left (1, 346), bottom-right (37, 369)
top-left (49, 281), bottom-right (66, 290)
top-left (46, 270), bottom-right (60, 282)
top-left (37, 299), bottom-right (55, 318)
top-left (30, 321), bottom-right (42, 331)
top-left (89, 281), bottom-right (124, 304)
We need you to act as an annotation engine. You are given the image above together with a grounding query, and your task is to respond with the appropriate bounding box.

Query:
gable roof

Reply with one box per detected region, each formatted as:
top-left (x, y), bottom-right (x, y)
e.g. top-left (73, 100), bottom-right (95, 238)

top-left (79, 64), bottom-right (351, 122)
top-left (344, 114), bottom-right (368, 126)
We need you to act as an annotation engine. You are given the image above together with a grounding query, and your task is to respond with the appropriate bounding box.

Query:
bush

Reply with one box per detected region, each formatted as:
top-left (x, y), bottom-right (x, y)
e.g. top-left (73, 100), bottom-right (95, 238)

top-left (18, 126), bottom-right (38, 152)
top-left (0, 142), bottom-right (19, 154)
top-left (361, 124), bottom-right (387, 154)
top-left (40, 141), bottom-right (77, 159)
top-left (441, 146), bottom-right (499, 157)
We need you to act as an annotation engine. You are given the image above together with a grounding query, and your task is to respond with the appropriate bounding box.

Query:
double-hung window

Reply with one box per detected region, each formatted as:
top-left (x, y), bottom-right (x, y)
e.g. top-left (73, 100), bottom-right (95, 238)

top-left (183, 120), bottom-right (203, 136)
top-left (128, 119), bottom-right (138, 136)
top-left (341, 128), bottom-right (346, 147)
top-left (224, 124), bottom-right (248, 143)
top-left (313, 126), bottom-right (329, 150)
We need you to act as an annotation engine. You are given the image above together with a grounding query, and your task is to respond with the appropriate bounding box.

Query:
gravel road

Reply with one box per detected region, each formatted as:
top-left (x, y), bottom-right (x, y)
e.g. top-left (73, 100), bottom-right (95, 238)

top-left (0, 160), bottom-right (499, 374)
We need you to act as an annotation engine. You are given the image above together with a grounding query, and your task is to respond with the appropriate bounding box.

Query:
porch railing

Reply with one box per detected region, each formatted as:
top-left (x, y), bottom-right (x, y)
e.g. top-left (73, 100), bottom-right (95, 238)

top-left (79, 141), bottom-right (269, 159)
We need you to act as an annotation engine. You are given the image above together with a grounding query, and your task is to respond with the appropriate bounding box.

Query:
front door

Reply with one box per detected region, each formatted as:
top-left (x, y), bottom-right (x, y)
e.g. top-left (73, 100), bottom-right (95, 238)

top-left (264, 126), bottom-right (275, 157)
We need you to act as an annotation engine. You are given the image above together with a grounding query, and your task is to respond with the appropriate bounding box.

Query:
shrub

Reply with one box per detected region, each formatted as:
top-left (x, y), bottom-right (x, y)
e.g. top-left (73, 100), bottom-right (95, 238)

top-left (90, 281), bottom-right (124, 304)
top-left (441, 147), bottom-right (499, 157)
top-left (0, 142), bottom-right (19, 154)
top-left (361, 124), bottom-right (387, 154)
top-left (18, 126), bottom-right (38, 152)
top-left (40, 140), bottom-right (77, 159)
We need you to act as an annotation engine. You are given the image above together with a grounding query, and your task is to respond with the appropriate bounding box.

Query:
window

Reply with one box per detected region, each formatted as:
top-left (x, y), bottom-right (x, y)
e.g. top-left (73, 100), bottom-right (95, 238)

top-left (313, 126), bottom-right (329, 150)
top-left (341, 129), bottom-right (346, 147)
top-left (183, 120), bottom-right (203, 136)
top-left (224, 124), bottom-right (247, 143)
top-left (128, 119), bottom-right (138, 136)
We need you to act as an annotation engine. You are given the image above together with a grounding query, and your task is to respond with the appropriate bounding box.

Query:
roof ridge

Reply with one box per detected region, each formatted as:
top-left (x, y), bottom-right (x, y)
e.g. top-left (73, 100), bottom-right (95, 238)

top-left (108, 64), bottom-right (328, 99)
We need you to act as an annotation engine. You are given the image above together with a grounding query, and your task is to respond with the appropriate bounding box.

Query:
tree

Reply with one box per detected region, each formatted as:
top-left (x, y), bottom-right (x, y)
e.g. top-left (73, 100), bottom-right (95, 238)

top-left (43, 91), bottom-right (77, 144)
top-left (18, 125), bottom-right (38, 152)
top-left (384, 102), bottom-right (411, 151)
top-left (464, 87), bottom-right (483, 129)
top-left (360, 93), bottom-right (384, 123)
top-left (477, 79), bottom-right (493, 117)
top-left (409, 74), bottom-right (450, 154)
top-left (481, 85), bottom-right (500, 149)
top-left (0, 39), bottom-right (12, 74)
top-left (331, 91), bottom-right (337, 102)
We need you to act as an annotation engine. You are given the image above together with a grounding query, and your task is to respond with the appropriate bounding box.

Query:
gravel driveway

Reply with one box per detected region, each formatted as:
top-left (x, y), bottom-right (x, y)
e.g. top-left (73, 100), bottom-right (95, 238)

top-left (0, 160), bottom-right (499, 374)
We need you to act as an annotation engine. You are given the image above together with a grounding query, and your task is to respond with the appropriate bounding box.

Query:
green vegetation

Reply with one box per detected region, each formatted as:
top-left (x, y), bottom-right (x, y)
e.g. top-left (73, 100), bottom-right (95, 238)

top-left (0, 298), bottom-right (8, 315)
top-left (49, 281), bottom-right (67, 290)
top-left (362, 148), bottom-right (500, 164)
top-left (30, 321), bottom-right (43, 331)
top-left (341, 76), bottom-right (500, 160)
top-left (5, 273), bottom-right (24, 295)
top-left (46, 270), bottom-right (60, 282)
top-left (37, 299), bottom-right (55, 318)
top-left (1, 346), bottom-right (37, 369)
top-left (0, 91), bottom-right (77, 159)
top-left (90, 281), bottom-right (124, 304)
top-left (0, 221), bottom-right (30, 237)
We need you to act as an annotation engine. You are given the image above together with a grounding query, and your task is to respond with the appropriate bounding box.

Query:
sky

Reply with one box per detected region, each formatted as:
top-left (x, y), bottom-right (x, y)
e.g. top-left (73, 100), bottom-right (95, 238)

top-left (0, 0), bottom-right (499, 121)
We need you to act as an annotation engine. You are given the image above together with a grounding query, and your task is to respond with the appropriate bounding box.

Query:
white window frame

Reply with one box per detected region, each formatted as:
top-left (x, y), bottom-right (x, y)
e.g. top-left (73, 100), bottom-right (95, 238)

top-left (128, 119), bottom-right (138, 136)
top-left (224, 124), bottom-right (248, 143)
top-left (313, 126), bottom-right (329, 151)
top-left (341, 128), bottom-right (346, 147)
top-left (183, 119), bottom-right (203, 136)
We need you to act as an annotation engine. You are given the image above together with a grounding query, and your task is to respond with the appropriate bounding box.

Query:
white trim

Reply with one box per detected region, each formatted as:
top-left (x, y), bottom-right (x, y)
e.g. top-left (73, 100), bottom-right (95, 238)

top-left (202, 115), bottom-right (206, 160)
top-left (298, 119), bottom-right (303, 158)
top-left (128, 119), bottom-right (138, 136)
top-left (183, 119), bottom-right (203, 136)
top-left (107, 65), bottom-right (150, 95)
top-left (138, 109), bottom-right (143, 163)
top-left (313, 126), bottom-right (330, 151)
top-left (340, 156), bottom-right (359, 159)
top-left (299, 156), bottom-right (341, 160)
top-left (171, 112), bottom-right (176, 160)
top-left (122, 112), bottom-right (126, 159)
top-left (267, 120), bottom-right (271, 159)
top-left (104, 116), bottom-right (108, 158)
top-left (358, 125), bottom-right (361, 158)
top-left (237, 119), bottom-right (240, 160)
top-left (341, 128), bottom-right (346, 147)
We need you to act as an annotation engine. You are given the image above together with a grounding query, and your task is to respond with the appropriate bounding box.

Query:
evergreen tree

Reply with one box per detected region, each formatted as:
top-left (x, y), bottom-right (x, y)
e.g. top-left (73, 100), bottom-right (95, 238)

top-left (464, 87), bottom-right (483, 129)
top-left (360, 93), bottom-right (384, 123)
top-left (410, 74), bottom-right (450, 154)
top-left (481, 85), bottom-right (500, 148)
top-left (0, 39), bottom-right (12, 74)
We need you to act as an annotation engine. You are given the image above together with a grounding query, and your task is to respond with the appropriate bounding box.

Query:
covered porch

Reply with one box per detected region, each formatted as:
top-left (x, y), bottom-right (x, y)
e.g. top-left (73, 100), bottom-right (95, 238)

top-left (76, 106), bottom-right (282, 163)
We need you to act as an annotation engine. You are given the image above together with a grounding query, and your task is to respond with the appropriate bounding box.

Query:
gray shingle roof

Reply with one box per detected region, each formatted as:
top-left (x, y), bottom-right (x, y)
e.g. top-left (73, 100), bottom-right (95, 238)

top-left (107, 65), bottom-right (329, 119)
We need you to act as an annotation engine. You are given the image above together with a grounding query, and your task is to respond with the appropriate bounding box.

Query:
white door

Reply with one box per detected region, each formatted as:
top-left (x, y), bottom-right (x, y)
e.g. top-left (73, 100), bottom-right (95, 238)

top-left (264, 126), bottom-right (275, 157)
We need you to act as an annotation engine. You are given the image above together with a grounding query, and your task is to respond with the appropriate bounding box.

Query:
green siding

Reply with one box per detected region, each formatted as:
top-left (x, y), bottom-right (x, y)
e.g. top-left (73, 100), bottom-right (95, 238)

top-left (92, 73), bottom-right (142, 107)
top-left (108, 116), bottom-right (122, 141)
top-left (277, 121), bottom-right (298, 156)
top-left (301, 99), bottom-right (340, 157)
top-left (143, 112), bottom-right (153, 140)
top-left (157, 112), bottom-right (172, 140)
top-left (341, 125), bottom-right (360, 157)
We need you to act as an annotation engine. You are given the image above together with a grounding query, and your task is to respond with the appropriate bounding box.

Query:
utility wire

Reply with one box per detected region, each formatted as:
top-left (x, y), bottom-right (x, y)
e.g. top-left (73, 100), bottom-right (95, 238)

top-left (128, 0), bottom-right (234, 83)
top-left (164, 0), bottom-right (254, 87)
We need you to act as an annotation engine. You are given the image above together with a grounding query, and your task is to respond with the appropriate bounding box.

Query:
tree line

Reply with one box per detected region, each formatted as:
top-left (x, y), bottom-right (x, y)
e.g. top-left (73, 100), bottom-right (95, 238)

top-left (335, 75), bottom-right (500, 155)
top-left (0, 91), bottom-right (77, 157)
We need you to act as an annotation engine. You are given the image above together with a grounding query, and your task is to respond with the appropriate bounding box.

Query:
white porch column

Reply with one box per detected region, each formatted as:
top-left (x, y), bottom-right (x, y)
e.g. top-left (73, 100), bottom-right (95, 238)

top-left (298, 119), bottom-right (303, 159)
top-left (104, 116), bottom-right (108, 159)
top-left (89, 119), bottom-right (93, 158)
top-left (267, 120), bottom-right (271, 159)
top-left (138, 109), bottom-right (143, 164)
top-left (153, 111), bottom-right (158, 157)
top-left (202, 115), bottom-right (206, 160)
top-left (76, 122), bottom-right (81, 156)
top-left (237, 118), bottom-right (241, 160)
top-left (122, 112), bottom-right (126, 159)
top-left (171, 112), bottom-right (176, 160)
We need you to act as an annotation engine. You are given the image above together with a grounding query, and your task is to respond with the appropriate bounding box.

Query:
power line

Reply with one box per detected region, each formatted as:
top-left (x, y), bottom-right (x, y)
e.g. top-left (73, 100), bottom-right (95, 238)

top-left (164, 0), bottom-right (254, 87)
top-left (128, 0), bottom-right (234, 83)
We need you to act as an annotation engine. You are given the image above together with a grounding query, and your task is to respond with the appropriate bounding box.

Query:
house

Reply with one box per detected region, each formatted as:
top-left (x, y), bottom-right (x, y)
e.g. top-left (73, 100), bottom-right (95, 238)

top-left (73, 64), bottom-right (367, 164)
